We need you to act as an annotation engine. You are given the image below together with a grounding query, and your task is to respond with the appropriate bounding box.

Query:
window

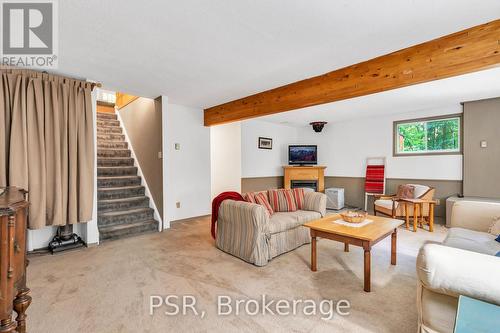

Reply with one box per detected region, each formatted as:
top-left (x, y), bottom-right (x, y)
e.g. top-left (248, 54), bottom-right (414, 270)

top-left (393, 115), bottom-right (461, 156)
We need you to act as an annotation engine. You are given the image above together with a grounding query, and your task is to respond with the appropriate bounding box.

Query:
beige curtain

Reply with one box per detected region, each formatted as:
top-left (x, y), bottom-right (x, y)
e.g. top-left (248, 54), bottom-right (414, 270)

top-left (0, 67), bottom-right (94, 229)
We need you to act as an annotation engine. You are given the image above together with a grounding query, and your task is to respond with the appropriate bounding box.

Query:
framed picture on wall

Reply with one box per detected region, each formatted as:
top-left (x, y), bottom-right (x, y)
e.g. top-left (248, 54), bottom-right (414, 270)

top-left (258, 137), bottom-right (273, 150)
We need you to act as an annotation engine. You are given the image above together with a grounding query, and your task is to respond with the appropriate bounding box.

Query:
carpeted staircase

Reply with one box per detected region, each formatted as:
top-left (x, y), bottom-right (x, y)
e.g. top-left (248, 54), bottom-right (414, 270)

top-left (97, 111), bottom-right (159, 241)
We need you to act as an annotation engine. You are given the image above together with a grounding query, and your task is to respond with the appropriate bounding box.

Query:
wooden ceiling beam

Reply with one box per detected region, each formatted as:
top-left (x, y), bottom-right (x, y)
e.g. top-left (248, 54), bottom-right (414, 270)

top-left (204, 19), bottom-right (500, 126)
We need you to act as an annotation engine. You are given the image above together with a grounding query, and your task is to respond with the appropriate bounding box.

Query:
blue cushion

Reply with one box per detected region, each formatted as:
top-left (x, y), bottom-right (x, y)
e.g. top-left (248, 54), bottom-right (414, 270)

top-left (496, 251), bottom-right (500, 257)
top-left (496, 235), bottom-right (500, 243)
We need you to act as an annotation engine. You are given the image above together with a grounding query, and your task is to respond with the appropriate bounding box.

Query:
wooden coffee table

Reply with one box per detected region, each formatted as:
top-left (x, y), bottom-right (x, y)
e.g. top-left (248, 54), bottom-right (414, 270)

top-left (304, 214), bottom-right (404, 292)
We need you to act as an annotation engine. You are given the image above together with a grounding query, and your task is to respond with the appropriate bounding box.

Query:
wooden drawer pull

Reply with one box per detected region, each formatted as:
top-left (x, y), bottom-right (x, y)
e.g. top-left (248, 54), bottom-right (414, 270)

top-left (7, 215), bottom-right (15, 278)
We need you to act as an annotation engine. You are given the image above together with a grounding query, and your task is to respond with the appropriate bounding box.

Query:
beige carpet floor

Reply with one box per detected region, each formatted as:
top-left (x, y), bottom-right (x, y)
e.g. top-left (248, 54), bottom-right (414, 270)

top-left (27, 216), bottom-right (446, 333)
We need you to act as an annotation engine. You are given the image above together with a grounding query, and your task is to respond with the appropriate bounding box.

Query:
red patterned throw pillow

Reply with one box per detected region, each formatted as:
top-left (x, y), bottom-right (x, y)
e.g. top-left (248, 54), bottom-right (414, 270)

top-left (292, 188), bottom-right (305, 209)
top-left (244, 192), bottom-right (256, 203)
top-left (254, 192), bottom-right (274, 216)
top-left (268, 189), bottom-right (298, 212)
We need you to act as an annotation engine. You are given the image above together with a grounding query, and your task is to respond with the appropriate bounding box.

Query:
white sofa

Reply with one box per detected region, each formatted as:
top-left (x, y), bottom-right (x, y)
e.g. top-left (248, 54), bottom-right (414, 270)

top-left (416, 201), bottom-right (500, 333)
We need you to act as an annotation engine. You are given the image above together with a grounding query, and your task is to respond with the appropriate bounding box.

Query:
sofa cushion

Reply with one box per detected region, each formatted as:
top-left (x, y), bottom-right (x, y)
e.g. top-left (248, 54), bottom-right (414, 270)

top-left (269, 210), bottom-right (321, 234)
top-left (443, 227), bottom-right (500, 256)
top-left (243, 192), bottom-right (256, 203)
top-left (407, 184), bottom-right (430, 198)
top-left (268, 189), bottom-right (297, 212)
top-left (294, 209), bottom-right (322, 224)
top-left (243, 191), bottom-right (268, 204)
top-left (374, 199), bottom-right (399, 211)
top-left (396, 184), bottom-right (415, 199)
top-left (292, 188), bottom-right (305, 209)
top-left (254, 192), bottom-right (274, 216)
top-left (489, 216), bottom-right (500, 235)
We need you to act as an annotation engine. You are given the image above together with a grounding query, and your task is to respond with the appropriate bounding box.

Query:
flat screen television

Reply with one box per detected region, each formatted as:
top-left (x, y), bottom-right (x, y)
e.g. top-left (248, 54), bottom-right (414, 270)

top-left (288, 145), bottom-right (317, 165)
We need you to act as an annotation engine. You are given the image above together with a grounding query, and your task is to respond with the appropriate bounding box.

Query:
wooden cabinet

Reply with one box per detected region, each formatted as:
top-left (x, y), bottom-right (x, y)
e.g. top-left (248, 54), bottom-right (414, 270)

top-left (0, 187), bottom-right (31, 333)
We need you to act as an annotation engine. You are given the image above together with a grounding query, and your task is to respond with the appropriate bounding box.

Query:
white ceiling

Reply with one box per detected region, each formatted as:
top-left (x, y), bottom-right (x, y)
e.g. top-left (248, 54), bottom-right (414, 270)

top-left (258, 67), bottom-right (500, 127)
top-left (59, 1), bottom-right (500, 108)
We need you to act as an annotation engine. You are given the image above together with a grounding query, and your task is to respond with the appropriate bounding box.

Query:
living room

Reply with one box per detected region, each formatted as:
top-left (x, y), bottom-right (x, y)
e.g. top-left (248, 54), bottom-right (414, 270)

top-left (238, 68), bottom-right (497, 214)
top-left (208, 92), bottom-right (499, 331)
top-left (1, 1), bottom-right (499, 333)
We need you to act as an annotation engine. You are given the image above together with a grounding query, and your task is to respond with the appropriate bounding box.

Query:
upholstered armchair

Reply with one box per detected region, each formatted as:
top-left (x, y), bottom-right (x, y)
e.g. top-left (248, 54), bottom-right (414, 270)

top-left (373, 184), bottom-right (435, 219)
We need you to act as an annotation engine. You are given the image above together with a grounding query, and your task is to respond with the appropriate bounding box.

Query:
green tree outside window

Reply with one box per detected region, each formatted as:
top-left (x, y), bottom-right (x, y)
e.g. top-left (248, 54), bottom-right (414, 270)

top-left (396, 117), bottom-right (460, 154)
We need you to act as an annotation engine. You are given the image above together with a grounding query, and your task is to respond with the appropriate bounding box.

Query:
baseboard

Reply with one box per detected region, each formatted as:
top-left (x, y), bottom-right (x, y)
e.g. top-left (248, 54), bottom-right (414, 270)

top-left (171, 214), bottom-right (211, 224)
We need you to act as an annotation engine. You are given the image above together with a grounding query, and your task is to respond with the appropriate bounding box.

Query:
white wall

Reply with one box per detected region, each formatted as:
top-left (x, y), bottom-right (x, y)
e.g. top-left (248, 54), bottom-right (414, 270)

top-left (210, 122), bottom-right (242, 198)
top-left (86, 88), bottom-right (100, 244)
top-left (27, 226), bottom-right (57, 251)
top-left (164, 100), bottom-right (211, 227)
top-left (241, 120), bottom-right (299, 177)
top-left (241, 105), bottom-right (463, 181)
top-left (296, 105), bottom-right (463, 180)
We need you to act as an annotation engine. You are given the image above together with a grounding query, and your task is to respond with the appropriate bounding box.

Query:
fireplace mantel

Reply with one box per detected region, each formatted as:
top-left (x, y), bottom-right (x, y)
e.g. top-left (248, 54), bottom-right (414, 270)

top-left (283, 166), bottom-right (326, 192)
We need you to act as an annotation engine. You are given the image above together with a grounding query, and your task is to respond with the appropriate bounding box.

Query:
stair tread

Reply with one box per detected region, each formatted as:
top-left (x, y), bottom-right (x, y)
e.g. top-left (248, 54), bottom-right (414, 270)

top-left (98, 148), bottom-right (130, 151)
top-left (97, 127), bottom-right (121, 130)
top-left (96, 117), bottom-right (118, 120)
top-left (97, 166), bottom-right (136, 169)
top-left (98, 159), bottom-right (134, 166)
top-left (96, 143), bottom-right (128, 146)
top-left (97, 141), bottom-right (126, 144)
top-left (97, 168), bottom-right (137, 174)
top-left (97, 157), bottom-right (133, 160)
top-left (98, 185), bottom-right (144, 191)
top-left (98, 207), bottom-right (153, 217)
top-left (99, 196), bottom-right (148, 204)
top-left (97, 139), bottom-right (125, 142)
top-left (97, 175), bottom-right (140, 180)
top-left (97, 167), bottom-right (137, 173)
top-left (97, 125), bottom-right (120, 129)
top-left (97, 123), bottom-right (120, 127)
top-left (97, 145), bottom-right (128, 148)
top-left (97, 129), bottom-right (122, 133)
top-left (99, 219), bottom-right (157, 232)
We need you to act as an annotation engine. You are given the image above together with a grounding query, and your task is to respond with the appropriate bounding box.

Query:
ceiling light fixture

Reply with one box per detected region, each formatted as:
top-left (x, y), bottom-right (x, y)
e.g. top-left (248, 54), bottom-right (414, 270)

top-left (310, 121), bottom-right (328, 133)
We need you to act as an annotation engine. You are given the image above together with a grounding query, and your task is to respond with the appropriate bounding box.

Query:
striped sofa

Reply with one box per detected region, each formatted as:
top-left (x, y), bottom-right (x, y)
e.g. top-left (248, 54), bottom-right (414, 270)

top-left (216, 191), bottom-right (327, 266)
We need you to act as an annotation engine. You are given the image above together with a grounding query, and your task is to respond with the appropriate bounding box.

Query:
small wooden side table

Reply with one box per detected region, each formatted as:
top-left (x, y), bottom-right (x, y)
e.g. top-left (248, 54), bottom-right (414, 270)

top-left (400, 198), bottom-right (436, 232)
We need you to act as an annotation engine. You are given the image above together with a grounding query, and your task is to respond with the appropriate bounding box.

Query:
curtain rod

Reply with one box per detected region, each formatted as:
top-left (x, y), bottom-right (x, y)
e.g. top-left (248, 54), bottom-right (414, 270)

top-left (90, 82), bottom-right (102, 90)
top-left (40, 70), bottom-right (102, 90)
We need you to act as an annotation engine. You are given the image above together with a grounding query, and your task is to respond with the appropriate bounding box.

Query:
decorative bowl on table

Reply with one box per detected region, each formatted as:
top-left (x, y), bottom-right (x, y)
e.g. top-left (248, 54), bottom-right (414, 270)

top-left (340, 211), bottom-right (367, 223)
